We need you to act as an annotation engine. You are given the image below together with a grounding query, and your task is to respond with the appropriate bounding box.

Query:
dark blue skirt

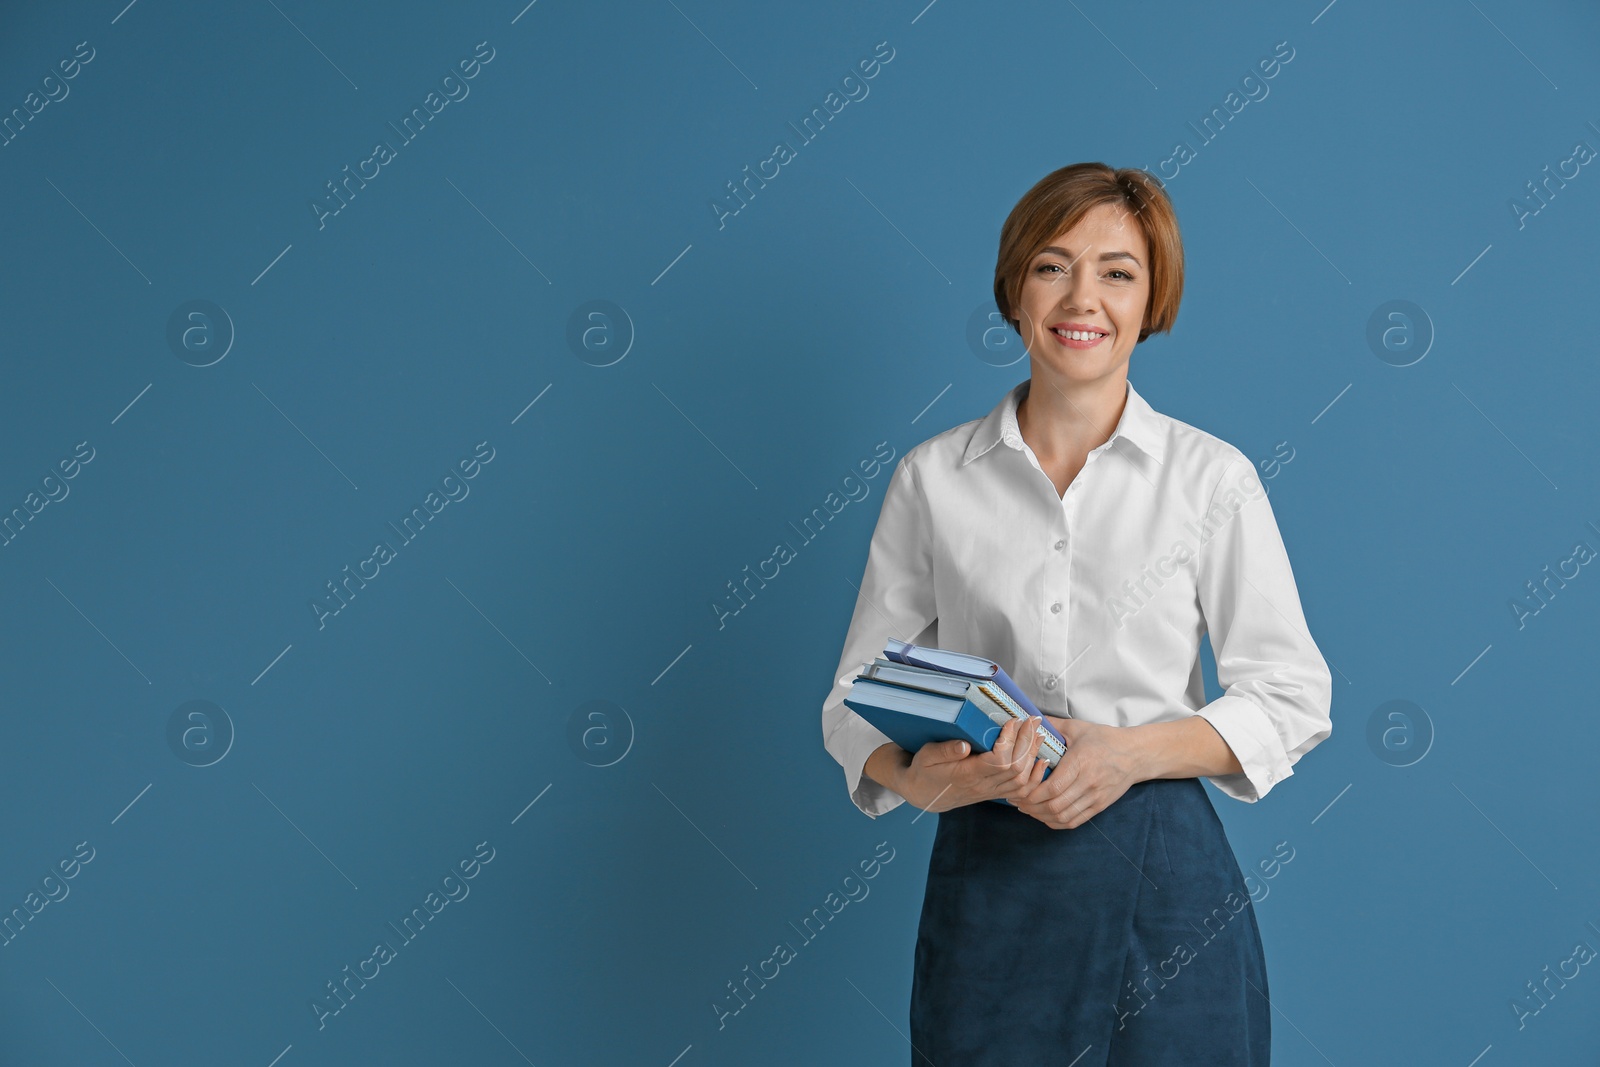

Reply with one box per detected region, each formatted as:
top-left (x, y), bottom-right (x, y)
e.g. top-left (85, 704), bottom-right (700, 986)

top-left (910, 777), bottom-right (1271, 1066)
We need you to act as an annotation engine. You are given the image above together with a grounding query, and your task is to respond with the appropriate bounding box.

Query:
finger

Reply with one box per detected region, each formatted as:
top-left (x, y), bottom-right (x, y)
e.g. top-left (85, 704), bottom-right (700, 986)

top-left (1064, 796), bottom-right (1101, 830)
top-left (1020, 800), bottom-right (1065, 830)
top-left (996, 715), bottom-right (1022, 758)
top-left (1024, 717), bottom-right (1046, 759)
top-left (1012, 717), bottom-right (1045, 766)
top-left (1010, 720), bottom-right (1045, 777)
top-left (1028, 753), bottom-right (1076, 800)
top-left (923, 738), bottom-right (970, 765)
top-left (1052, 785), bottom-right (1096, 828)
top-left (1025, 786), bottom-right (1074, 829)
top-left (1046, 778), bottom-right (1083, 817)
top-left (1004, 751), bottom-right (1043, 799)
top-left (1012, 754), bottom-right (1051, 802)
top-left (981, 717), bottom-right (1022, 768)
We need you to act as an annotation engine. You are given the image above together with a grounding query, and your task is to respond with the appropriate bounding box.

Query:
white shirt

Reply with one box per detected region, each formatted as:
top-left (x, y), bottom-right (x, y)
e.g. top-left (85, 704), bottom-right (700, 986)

top-left (821, 376), bottom-right (1333, 818)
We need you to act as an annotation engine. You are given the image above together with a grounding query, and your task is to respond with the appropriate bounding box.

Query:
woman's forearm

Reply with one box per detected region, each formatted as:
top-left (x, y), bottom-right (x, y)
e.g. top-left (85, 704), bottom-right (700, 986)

top-left (1128, 715), bottom-right (1244, 781)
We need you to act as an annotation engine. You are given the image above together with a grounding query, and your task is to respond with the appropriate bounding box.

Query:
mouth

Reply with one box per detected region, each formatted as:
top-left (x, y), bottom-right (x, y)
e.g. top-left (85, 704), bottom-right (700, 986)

top-left (1049, 325), bottom-right (1110, 348)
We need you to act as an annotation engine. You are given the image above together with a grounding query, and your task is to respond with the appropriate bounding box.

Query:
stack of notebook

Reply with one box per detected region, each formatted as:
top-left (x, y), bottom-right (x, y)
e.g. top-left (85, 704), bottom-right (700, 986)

top-left (843, 639), bottom-right (1068, 801)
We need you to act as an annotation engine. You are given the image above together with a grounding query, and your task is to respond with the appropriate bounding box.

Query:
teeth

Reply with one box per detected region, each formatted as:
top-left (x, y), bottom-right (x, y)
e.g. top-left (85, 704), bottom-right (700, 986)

top-left (1054, 328), bottom-right (1106, 341)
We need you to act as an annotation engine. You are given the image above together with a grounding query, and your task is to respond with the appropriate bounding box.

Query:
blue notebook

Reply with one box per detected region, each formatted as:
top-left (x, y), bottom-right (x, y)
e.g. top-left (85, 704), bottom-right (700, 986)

top-left (882, 638), bottom-right (1068, 749)
top-left (844, 678), bottom-right (1008, 761)
top-left (844, 675), bottom-right (1058, 807)
top-left (858, 659), bottom-right (1067, 766)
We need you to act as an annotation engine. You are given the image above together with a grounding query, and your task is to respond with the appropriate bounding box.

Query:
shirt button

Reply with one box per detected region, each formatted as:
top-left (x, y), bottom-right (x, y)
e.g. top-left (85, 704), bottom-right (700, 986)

top-left (1044, 678), bottom-right (1057, 690)
top-left (1050, 602), bottom-right (1062, 614)
top-left (1054, 539), bottom-right (1065, 550)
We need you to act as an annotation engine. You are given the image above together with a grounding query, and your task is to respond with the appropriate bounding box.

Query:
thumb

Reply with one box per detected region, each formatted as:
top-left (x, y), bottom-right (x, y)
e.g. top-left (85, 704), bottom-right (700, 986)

top-left (925, 738), bottom-right (970, 763)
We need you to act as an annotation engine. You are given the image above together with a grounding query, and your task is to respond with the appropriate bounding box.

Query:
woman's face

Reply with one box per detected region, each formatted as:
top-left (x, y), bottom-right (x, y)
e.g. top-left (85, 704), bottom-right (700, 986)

top-left (1013, 201), bottom-right (1151, 383)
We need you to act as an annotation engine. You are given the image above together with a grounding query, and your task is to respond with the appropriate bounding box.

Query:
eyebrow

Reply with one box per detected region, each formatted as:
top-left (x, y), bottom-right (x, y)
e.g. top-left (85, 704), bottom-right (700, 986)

top-left (1036, 246), bottom-right (1143, 268)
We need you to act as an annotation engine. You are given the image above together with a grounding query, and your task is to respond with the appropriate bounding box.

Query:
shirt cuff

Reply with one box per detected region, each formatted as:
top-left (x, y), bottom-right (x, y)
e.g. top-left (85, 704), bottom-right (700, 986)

top-left (835, 711), bottom-right (908, 819)
top-left (1195, 694), bottom-right (1292, 803)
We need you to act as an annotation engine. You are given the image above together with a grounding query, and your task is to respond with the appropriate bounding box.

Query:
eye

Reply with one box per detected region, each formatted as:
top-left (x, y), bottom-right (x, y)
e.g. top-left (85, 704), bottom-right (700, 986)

top-left (1035, 263), bottom-right (1063, 275)
top-left (1108, 269), bottom-right (1133, 280)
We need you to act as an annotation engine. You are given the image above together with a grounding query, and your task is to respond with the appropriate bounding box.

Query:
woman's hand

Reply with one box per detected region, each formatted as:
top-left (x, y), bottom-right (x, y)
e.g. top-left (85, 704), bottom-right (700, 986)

top-left (888, 716), bottom-right (1053, 813)
top-left (1012, 717), bottom-right (1145, 830)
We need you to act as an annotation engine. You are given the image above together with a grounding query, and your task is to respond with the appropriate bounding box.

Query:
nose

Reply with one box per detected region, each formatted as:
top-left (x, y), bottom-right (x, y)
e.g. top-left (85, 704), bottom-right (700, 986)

top-left (1057, 253), bottom-right (1099, 311)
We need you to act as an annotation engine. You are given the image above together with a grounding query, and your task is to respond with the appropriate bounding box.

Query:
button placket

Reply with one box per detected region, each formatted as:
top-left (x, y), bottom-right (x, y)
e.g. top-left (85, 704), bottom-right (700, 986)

top-left (1043, 497), bottom-right (1073, 701)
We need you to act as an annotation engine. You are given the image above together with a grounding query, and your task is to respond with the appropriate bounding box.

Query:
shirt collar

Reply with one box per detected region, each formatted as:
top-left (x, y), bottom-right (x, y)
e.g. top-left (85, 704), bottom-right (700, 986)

top-left (960, 377), bottom-right (1168, 467)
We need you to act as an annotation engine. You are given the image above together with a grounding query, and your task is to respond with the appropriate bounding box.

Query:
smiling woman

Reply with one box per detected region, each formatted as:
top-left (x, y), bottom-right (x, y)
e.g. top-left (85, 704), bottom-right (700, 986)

top-left (822, 161), bottom-right (1333, 1064)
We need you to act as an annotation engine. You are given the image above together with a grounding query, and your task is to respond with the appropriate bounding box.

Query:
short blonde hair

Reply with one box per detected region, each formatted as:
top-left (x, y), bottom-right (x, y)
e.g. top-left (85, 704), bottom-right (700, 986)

top-left (993, 163), bottom-right (1184, 344)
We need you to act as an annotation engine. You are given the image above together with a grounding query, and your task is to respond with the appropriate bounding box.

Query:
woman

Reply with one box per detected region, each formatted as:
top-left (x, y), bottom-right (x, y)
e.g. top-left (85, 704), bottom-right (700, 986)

top-left (819, 162), bottom-right (1333, 1065)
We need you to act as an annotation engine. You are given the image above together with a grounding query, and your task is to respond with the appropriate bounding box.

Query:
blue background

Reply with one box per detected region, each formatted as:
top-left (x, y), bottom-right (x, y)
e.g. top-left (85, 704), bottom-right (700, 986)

top-left (2, 0), bottom-right (1597, 1063)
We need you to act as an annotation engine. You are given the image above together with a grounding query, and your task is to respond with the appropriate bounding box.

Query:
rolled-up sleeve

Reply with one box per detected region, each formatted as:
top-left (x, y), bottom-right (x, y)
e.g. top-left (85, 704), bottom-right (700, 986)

top-left (821, 452), bottom-right (938, 818)
top-left (1194, 457), bottom-right (1333, 802)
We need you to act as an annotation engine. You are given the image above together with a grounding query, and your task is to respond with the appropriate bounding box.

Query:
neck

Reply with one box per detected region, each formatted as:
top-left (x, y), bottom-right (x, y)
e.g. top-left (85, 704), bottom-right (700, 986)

top-left (1015, 367), bottom-right (1129, 465)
